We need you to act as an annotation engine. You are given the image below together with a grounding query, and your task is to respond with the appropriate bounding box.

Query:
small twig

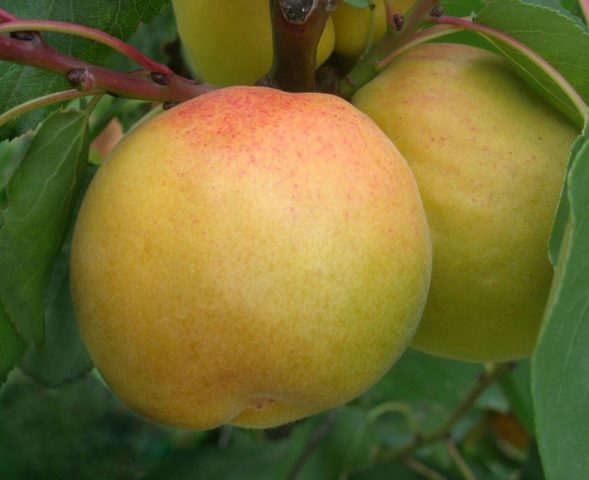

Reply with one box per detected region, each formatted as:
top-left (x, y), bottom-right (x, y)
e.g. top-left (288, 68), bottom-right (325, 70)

top-left (446, 440), bottom-right (477, 480)
top-left (378, 363), bottom-right (511, 463)
top-left (264, 0), bottom-right (341, 91)
top-left (404, 457), bottom-right (448, 480)
top-left (0, 20), bottom-right (171, 74)
top-left (287, 410), bottom-right (338, 480)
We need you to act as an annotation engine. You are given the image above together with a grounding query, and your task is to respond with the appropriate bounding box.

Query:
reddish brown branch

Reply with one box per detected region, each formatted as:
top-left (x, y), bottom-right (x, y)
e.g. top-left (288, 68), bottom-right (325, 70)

top-left (0, 19), bottom-right (172, 74)
top-left (0, 34), bottom-right (212, 103)
top-left (0, 7), bottom-right (214, 107)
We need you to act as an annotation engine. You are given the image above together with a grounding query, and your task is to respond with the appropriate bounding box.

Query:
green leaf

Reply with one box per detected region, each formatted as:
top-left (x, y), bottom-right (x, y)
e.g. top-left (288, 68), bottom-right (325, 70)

top-left (476, 0), bottom-right (589, 125)
top-left (559, 0), bottom-right (587, 20)
top-left (474, 37), bottom-right (584, 127)
top-left (0, 138), bottom-right (29, 385)
top-left (532, 125), bottom-right (589, 480)
top-left (297, 408), bottom-right (378, 479)
top-left (0, 0), bottom-right (170, 140)
top-left (144, 414), bottom-right (378, 480)
top-left (0, 137), bottom-right (29, 194)
top-left (106, 4), bottom-right (179, 72)
top-left (0, 136), bottom-right (31, 227)
top-left (144, 422), bottom-right (317, 480)
top-left (519, 0), bottom-right (584, 18)
top-left (145, 442), bottom-right (292, 480)
top-left (19, 165), bottom-right (96, 387)
top-left (0, 110), bottom-right (89, 343)
top-left (20, 263), bottom-right (93, 388)
top-left (0, 305), bottom-right (26, 386)
top-left (549, 128), bottom-right (587, 265)
top-left (437, 0), bottom-right (486, 16)
top-left (0, 374), bottom-right (172, 479)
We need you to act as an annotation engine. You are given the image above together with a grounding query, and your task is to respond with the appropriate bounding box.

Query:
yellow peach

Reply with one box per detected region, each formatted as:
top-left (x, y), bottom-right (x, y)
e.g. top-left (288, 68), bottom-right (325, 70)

top-left (71, 86), bottom-right (431, 429)
top-left (353, 43), bottom-right (578, 362)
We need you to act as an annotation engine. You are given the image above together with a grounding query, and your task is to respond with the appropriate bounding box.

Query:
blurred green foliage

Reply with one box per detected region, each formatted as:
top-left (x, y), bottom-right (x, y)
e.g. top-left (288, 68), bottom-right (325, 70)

top-left (0, 349), bottom-right (538, 480)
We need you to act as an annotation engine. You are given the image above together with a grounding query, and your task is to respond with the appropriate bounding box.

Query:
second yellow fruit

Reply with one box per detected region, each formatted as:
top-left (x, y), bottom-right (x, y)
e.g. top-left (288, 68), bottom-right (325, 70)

top-left (353, 43), bottom-right (578, 362)
top-left (172, 0), bottom-right (335, 86)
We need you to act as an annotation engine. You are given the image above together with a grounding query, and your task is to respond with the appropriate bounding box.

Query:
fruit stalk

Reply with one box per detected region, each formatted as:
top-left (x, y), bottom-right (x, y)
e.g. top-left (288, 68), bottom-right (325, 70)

top-left (264, 0), bottom-right (340, 91)
top-left (338, 0), bottom-right (440, 97)
top-left (0, 89), bottom-right (93, 128)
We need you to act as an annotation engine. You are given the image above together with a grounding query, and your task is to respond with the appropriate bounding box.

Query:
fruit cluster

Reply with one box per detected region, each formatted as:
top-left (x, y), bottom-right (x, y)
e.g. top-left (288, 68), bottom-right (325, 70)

top-left (71, 2), bottom-right (578, 430)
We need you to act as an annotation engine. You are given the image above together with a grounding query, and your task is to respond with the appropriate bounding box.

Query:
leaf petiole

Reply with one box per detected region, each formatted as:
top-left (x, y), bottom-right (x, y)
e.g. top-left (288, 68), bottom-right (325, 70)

top-left (0, 90), bottom-right (96, 128)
